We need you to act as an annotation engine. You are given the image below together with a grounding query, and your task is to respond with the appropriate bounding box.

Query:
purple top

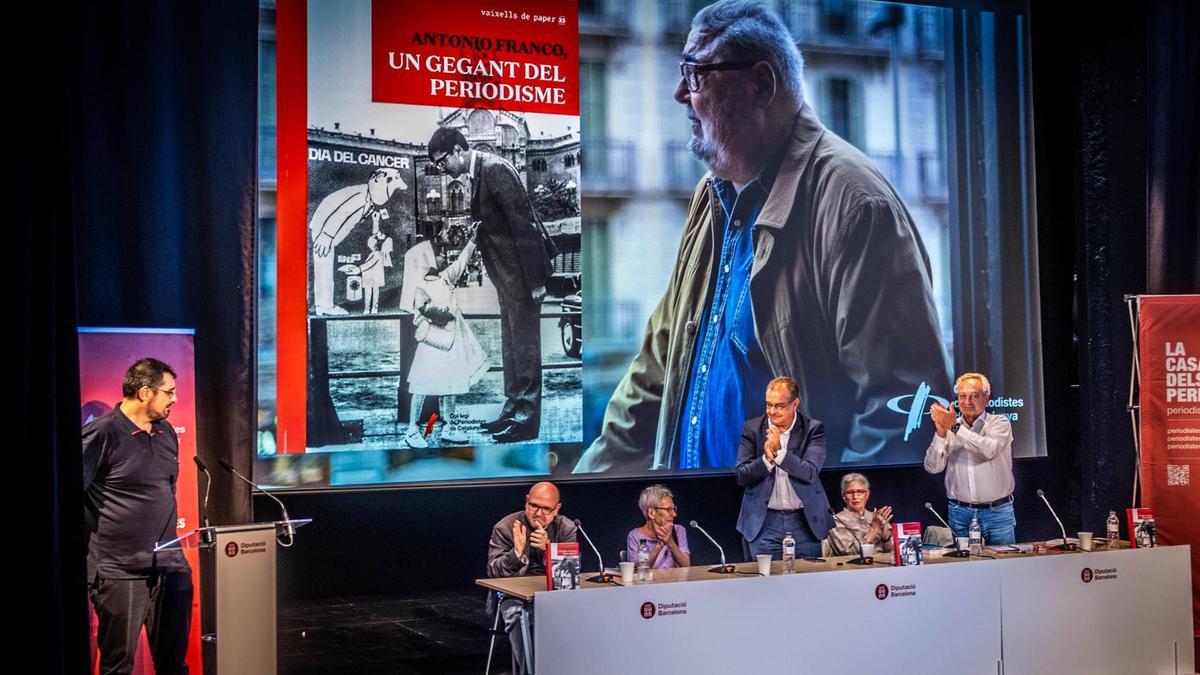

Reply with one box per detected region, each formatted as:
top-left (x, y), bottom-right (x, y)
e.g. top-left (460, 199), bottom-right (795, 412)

top-left (626, 524), bottom-right (690, 569)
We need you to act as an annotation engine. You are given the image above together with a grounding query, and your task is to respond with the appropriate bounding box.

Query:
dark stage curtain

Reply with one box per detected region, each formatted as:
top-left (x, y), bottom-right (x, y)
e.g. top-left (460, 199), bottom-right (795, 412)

top-left (37, 3), bottom-right (256, 668)
top-left (1147, 0), bottom-right (1200, 294)
top-left (25, 24), bottom-right (89, 670)
top-left (70, 0), bottom-right (258, 528)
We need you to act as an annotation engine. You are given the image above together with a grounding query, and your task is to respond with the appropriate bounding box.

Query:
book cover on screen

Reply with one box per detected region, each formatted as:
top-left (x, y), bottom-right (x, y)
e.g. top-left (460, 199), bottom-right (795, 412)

top-left (276, 0), bottom-right (581, 469)
top-left (892, 522), bottom-right (923, 566)
top-left (546, 542), bottom-right (580, 590)
top-left (1125, 508), bottom-right (1157, 548)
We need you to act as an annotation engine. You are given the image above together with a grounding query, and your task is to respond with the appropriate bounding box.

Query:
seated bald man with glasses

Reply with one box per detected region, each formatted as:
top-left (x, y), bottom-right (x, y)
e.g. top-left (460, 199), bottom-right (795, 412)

top-left (486, 482), bottom-right (576, 674)
top-left (734, 377), bottom-right (833, 560)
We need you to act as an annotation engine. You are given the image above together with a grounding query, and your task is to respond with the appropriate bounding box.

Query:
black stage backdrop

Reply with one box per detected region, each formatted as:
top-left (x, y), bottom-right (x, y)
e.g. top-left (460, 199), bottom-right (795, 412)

top-left (36, 0), bottom-right (1200, 663)
top-left (69, 0), bottom-right (259, 527)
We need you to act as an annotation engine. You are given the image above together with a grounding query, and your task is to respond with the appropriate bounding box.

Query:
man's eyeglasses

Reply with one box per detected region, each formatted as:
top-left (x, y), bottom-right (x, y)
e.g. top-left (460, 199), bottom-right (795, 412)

top-left (526, 502), bottom-right (557, 515)
top-left (432, 150), bottom-right (453, 172)
top-left (843, 489), bottom-right (869, 497)
top-left (679, 60), bottom-right (756, 92)
top-left (148, 387), bottom-right (177, 400)
top-left (765, 399), bottom-right (795, 412)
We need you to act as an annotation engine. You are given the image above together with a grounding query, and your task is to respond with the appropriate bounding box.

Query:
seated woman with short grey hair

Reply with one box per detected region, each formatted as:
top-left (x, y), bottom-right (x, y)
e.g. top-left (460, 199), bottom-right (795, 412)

top-left (828, 473), bottom-right (894, 555)
top-left (626, 484), bottom-right (691, 569)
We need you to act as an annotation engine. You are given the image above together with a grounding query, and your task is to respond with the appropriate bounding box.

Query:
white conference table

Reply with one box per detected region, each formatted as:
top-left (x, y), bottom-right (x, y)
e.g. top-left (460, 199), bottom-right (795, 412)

top-left (478, 543), bottom-right (1194, 675)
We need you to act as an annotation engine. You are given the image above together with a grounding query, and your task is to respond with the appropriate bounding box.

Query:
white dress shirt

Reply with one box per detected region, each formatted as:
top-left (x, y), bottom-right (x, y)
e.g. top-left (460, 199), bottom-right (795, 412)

top-left (765, 416), bottom-right (803, 510)
top-left (923, 412), bottom-right (1015, 503)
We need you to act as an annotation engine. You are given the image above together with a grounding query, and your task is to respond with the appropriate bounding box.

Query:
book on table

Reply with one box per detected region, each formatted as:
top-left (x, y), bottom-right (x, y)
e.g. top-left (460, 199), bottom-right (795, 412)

top-left (546, 542), bottom-right (581, 590)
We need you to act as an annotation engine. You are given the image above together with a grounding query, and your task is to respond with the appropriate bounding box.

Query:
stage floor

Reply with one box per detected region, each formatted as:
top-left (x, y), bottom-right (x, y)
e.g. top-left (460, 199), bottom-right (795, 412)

top-left (279, 588), bottom-right (507, 674)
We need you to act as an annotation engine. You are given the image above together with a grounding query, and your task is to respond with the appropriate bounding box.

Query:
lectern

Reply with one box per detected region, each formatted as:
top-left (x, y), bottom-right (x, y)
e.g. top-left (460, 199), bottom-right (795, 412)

top-left (158, 519), bottom-right (311, 674)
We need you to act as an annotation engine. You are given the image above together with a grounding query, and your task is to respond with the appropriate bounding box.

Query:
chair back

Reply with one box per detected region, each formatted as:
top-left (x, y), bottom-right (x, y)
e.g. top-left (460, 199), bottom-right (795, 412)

top-left (923, 525), bottom-right (954, 546)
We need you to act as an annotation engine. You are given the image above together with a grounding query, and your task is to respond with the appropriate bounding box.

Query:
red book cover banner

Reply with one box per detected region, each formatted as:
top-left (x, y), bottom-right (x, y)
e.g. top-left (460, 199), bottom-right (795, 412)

top-left (1137, 294), bottom-right (1200, 634)
top-left (371, 2), bottom-right (579, 115)
top-left (266, 0), bottom-right (582, 486)
top-left (79, 328), bottom-right (202, 674)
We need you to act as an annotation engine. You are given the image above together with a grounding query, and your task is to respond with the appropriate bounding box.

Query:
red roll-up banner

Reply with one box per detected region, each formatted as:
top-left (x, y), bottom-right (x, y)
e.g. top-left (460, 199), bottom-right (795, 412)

top-left (79, 328), bottom-right (202, 674)
top-left (1138, 294), bottom-right (1200, 635)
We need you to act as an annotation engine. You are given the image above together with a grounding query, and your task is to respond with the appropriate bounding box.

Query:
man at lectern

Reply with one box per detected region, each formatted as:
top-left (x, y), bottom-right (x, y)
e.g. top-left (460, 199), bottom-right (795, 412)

top-left (83, 358), bottom-right (192, 674)
top-left (486, 481), bottom-right (577, 674)
top-left (924, 372), bottom-right (1017, 545)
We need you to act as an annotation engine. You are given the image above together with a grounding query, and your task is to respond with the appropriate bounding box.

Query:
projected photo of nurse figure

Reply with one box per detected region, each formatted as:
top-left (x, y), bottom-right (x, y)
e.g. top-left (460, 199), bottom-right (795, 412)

top-left (309, 167), bottom-right (408, 316)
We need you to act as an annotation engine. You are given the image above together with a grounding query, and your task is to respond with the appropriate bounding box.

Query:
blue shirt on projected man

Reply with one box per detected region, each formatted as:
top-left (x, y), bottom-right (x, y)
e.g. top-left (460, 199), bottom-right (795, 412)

top-left (676, 165), bottom-right (779, 469)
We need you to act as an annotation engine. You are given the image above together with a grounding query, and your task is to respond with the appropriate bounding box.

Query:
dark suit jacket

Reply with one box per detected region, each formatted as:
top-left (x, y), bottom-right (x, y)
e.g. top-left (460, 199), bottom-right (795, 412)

top-left (470, 152), bottom-right (552, 295)
top-left (734, 414), bottom-right (833, 542)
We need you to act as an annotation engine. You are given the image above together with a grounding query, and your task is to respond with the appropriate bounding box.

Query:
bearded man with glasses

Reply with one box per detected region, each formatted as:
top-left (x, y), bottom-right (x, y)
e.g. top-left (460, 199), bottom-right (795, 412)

top-left (83, 357), bottom-right (192, 674)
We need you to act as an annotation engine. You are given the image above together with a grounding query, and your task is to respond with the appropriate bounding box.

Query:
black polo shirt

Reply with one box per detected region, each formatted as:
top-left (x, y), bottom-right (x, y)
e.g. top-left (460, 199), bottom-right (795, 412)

top-left (82, 404), bottom-right (190, 579)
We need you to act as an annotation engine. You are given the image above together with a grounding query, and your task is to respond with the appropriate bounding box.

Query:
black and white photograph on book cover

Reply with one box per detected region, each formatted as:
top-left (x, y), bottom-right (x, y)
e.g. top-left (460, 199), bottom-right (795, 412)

top-left (551, 552), bottom-right (580, 590)
top-left (1133, 517), bottom-right (1157, 548)
top-left (300, 107), bottom-right (582, 470)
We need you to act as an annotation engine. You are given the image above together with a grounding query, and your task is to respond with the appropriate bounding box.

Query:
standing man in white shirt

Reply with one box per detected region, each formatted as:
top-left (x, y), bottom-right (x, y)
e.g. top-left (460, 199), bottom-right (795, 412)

top-left (924, 372), bottom-right (1017, 544)
top-left (734, 377), bottom-right (833, 559)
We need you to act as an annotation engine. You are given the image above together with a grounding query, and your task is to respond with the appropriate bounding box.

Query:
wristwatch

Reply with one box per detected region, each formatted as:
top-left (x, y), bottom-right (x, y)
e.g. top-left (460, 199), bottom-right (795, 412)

top-left (950, 422), bottom-right (961, 434)
top-left (518, 552), bottom-right (529, 565)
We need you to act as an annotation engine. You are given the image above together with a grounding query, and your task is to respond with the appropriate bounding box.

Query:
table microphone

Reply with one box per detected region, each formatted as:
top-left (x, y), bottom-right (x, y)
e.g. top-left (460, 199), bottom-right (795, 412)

top-left (1037, 489), bottom-right (1077, 551)
top-left (217, 459), bottom-right (296, 545)
top-left (690, 520), bottom-right (735, 573)
top-left (572, 519), bottom-right (614, 584)
top-left (193, 456), bottom-right (215, 545)
top-left (924, 502), bottom-right (970, 557)
top-left (827, 508), bottom-right (872, 565)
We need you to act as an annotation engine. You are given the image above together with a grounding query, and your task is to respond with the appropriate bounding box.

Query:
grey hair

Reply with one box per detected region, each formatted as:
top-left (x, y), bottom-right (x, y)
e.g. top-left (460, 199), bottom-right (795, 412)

top-left (690, 0), bottom-right (805, 102)
top-left (638, 484), bottom-right (674, 518)
top-left (840, 472), bottom-right (870, 492)
top-left (954, 372), bottom-right (992, 401)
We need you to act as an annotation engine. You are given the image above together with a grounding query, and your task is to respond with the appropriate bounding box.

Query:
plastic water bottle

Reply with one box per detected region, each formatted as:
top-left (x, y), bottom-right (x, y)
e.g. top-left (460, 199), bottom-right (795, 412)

top-left (1106, 511), bottom-right (1120, 549)
top-left (782, 531), bottom-right (796, 574)
top-left (636, 540), bottom-right (651, 581)
top-left (968, 516), bottom-right (983, 556)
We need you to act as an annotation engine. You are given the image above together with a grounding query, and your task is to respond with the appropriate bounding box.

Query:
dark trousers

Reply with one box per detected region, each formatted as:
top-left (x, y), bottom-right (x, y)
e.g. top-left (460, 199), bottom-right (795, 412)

top-left (90, 572), bottom-right (193, 675)
top-left (484, 256), bottom-right (543, 427)
top-left (746, 510), bottom-right (821, 560)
